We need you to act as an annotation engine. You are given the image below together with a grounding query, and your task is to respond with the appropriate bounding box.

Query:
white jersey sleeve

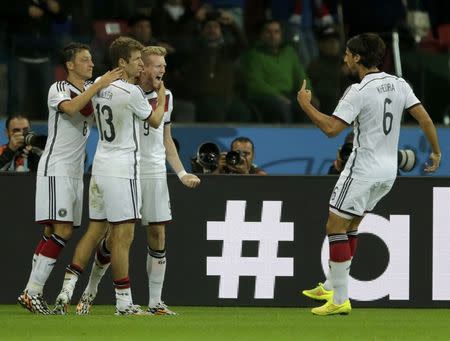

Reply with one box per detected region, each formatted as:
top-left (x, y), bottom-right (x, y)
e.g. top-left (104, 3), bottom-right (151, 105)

top-left (48, 81), bottom-right (71, 112)
top-left (130, 86), bottom-right (152, 120)
top-left (332, 85), bottom-right (362, 124)
top-left (164, 91), bottom-right (173, 124)
top-left (402, 80), bottom-right (421, 109)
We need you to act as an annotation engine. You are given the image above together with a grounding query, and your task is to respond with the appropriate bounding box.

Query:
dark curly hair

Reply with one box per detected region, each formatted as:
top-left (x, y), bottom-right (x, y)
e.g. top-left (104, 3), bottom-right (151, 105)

top-left (346, 33), bottom-right (386, 68)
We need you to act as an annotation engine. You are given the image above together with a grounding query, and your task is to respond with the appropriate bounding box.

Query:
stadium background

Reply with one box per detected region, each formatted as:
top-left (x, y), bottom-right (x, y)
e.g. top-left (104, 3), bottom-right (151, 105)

top-left (0, 3), bottom-right (450, 338)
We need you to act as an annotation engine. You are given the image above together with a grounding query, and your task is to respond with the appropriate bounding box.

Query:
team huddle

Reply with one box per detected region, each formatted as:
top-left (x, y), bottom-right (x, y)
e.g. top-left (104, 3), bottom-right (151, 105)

top-left (18, 37), bottom-right (200, 316)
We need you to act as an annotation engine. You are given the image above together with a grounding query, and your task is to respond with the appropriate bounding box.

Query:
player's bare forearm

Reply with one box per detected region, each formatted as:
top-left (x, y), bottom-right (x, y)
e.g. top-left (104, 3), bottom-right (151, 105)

top-left (164, 132), bottom-right (184, 174)
top-left (409, 104), bottom-right (441, 155)
top-left (59, 86), bottom-right (98, 116)
top-left (148, 104), bottom-right (166, 128)
top-left (421, 119), bottom-right (441, 155)
top-left (302, 102), bottom-right (340, 137)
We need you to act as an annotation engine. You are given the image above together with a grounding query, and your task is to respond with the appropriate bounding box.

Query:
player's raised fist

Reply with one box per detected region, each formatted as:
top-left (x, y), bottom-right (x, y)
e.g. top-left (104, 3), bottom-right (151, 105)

top-left (297, 79), bottom-right (312, 108)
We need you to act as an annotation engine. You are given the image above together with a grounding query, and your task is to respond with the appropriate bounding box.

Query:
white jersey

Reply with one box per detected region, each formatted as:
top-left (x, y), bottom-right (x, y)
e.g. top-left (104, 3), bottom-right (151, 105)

top-left (91, 79), bottom-right (152, 179)
top-left (333, 71), bottom-right (420, 181)
top-left (140, 89), bottom-right (173, 178)
top-left (38, 80), bottom-right (94, 179)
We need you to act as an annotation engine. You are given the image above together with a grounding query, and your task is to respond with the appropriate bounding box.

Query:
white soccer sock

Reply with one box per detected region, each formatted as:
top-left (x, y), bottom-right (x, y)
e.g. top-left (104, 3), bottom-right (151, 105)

top-left (322, 260), bottom-right (332, 290)
top-left (147, 247), bottom-right (166, 307)
top-left (115, 287), bottom-right (133, 310)
top-left (329, 260), bottom-right (351, 305)
top-left (32, 254), bottom-right (38, 271)
top-left (85, 253), bottom-right (110, 295)
top-left (26, 254), bottom-right (57, 296)
top-left (60, 272), bottom-right (79, 300)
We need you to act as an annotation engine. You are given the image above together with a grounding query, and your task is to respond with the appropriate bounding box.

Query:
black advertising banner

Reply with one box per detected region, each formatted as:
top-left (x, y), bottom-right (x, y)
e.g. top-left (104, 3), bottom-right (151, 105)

top-left (1, 173), bottom-right (450, 307)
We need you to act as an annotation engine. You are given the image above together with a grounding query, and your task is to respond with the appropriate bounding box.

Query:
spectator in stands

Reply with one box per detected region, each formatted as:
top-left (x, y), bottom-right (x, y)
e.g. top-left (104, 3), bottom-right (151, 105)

top-left (150, 0), bottom-right (200, 121)
top-left (128, 14), bottom-right (176, 53)
top-left (5, 1), bottom-right (67, 120)
top-left (308, 26), bottom-right (349, 114)
top-left (200, 0), bottom-right (245, 29)
top-left (270, 0), bottom-right (335, 67)
top-left (242, 19), bottom-right (312, 123)
top-left (0, 114), bottom-right (41, 172)
top-left (190, 10), bottom-right (252, 122)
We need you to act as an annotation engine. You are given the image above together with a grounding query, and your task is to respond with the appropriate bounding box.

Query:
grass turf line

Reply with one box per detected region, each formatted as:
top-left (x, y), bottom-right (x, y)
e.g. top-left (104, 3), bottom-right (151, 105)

top-left (1, 305), bottom-right (449, 340)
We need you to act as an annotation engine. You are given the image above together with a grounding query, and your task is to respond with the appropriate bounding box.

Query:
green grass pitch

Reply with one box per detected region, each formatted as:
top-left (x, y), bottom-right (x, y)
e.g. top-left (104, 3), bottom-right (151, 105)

top-left (1, 305), bottom-right (449, 340)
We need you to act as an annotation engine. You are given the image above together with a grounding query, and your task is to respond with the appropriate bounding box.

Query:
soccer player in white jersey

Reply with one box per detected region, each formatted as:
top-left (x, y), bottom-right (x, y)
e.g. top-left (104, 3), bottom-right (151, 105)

top-left (297, 33), bottom-right (441, 316)
top-left (54, 36), bottom-right (166, 316)
top-left (17, 43), bottom-right (122, 314)
top-left (140, 46), bottom-right (200, 315)
top-left (71, 46), bottom-right (201, 316)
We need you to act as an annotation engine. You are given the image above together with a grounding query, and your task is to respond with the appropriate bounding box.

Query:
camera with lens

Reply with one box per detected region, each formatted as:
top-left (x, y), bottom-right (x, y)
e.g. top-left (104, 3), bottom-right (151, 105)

top-left (24, 131), bottom-right (47, 150)
top-left (397, 149), bottom-right (416, 172)
top-left (225, 150), bottom-right (243, 166)
top-left (194, 142), bottom-right (220, 172)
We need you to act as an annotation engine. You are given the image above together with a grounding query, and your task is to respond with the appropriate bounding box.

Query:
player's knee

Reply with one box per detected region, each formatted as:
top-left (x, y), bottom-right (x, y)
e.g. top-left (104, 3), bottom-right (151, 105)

top-left (53, 224), bottom-right (73, 240)
top-left (147, 225), bottom-right (165, 241)
top-left (325, 220), bottom-right (346, 235)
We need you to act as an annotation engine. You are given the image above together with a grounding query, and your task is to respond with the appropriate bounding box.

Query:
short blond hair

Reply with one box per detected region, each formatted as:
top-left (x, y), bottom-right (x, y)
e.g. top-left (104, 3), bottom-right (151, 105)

top-left (141, 46), bottom-right (167, 60)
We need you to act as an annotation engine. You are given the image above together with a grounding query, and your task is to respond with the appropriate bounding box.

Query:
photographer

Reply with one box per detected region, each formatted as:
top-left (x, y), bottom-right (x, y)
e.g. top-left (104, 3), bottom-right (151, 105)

top-left (328, 132), bottom-right (354, 175)
top-left (193, 137), bottom-right (267, 175)
top-left (0, 114), bottom-right (43, 172)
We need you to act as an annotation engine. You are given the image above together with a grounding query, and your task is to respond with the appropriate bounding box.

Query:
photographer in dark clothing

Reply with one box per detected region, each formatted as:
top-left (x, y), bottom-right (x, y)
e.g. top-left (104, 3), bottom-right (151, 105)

top-left (0, 114), bottom-right (43, 171)
top-left (328, 132), bottom-right (354, 175)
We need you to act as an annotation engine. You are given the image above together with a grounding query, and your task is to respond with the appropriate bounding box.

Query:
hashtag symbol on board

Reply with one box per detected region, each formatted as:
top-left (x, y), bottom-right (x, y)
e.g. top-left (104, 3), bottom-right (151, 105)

top-left (206, 201), bottom-right (294, 299)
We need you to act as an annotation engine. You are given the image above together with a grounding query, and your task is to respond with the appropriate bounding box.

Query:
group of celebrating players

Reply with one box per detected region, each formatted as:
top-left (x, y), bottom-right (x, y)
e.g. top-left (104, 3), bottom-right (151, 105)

top-left (16, 32), bottom-right (442, 317)
top-left (18, 36), bottom-right (200, 316)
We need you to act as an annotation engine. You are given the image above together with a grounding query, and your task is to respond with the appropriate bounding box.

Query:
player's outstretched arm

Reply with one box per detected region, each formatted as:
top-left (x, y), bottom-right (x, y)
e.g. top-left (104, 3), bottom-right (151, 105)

top-left (59, 68), bottom-right (123, 116)
top-left (408, 104), bottom-right (442, 172)
top-left (148, 81), bottom-right (167, 128)
top-left (297, 79), bottom-right (347, 137)
top-left (163, 125), bottom-right (200, 188)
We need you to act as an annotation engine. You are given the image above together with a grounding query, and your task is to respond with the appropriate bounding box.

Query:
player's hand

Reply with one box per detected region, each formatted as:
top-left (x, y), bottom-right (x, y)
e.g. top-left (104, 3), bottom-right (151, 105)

top-left (156, 81), bottom-right (166, 106)
top-left (424, 152), bottom-right (441, 172)
top-left (8, 132), bottom-right (25, 151)
top-left (97, 68), bottom-right (123, 89)
top-left (297, 79), bottom-right (312, 109)
top-left (181, 173), bottom-right (201, 188)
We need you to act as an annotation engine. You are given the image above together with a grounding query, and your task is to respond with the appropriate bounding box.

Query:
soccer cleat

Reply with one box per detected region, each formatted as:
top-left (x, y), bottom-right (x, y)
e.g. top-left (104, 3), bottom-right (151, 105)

top-left (311, 299), bottom-right (352, 316)
top-left (147, 302), bottom-right (177, 316)
top-left (115, 304), bottom-right (147, 316)
top-left (18, 291), bottom-right (52, 315)
top-left (302, 283), bottom-right (333, 301)
top-left (53, 289), bottom-right (70, 315)
top-left (76, 292), bottom-right (96, 315)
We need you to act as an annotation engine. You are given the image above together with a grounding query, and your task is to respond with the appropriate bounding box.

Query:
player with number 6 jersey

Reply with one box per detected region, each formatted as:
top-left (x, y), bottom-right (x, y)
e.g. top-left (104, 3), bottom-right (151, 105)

top-left (297, 33), bottom-right (441, 316)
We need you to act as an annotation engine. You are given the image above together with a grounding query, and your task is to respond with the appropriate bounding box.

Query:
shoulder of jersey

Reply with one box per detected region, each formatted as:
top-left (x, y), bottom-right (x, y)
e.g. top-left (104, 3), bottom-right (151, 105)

top-left (165, 88), bottom-right (172, 96)
top-left (84, 80), bottom-right (94, 88)
top-left (54, 80), bottom-right (68, 92)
